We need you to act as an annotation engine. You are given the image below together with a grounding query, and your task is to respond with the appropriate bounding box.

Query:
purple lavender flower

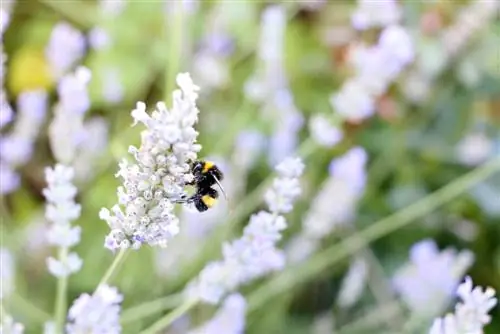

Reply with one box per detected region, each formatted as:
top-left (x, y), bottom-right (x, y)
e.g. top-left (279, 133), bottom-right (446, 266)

top-left (393, 239), bottom-right (474, 316)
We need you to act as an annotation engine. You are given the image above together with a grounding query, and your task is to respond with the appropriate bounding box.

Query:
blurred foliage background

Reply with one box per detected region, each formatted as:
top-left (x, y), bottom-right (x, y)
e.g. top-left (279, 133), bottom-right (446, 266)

top-left (1, 0), bottom-right (500, 333)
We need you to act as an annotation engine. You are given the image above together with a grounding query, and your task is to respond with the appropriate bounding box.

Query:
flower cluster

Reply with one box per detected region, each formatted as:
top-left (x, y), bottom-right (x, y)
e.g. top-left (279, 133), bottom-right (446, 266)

top-left (331, 25), bottom-right (414, 122)
top-left (287, 148), bottom-right (367, 263)
top-left (429, 276), bottom-right (497, 334)
top-left (66, 284), bottom-right (123, 334)
top-left (186, 157), bottom-right (304, 304)
top-left (43, 164), bottom-right (83, 278)
top-left (188, 294), bottom-right (247, 334)
top-left (393, 239), bottom-right (474, 316)
top-left (100, 73), bottom-right (201, 250)
top-left (49, 66), bottom-right (92, 164)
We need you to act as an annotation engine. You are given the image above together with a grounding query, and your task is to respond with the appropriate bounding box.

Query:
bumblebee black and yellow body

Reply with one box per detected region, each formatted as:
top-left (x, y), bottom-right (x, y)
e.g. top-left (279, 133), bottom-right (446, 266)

top-left (191, 187), bottom-right (219, 212)
top-left (183, 160), bottom-right (225, 212)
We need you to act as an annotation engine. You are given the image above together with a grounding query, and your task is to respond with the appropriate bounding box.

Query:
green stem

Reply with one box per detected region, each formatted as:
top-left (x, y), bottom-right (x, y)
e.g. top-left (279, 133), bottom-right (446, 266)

top-left (138, 299), bottom-right (198, 334)
top-left (247, 156), bottom-right (500, 312)
top-left (54, 247), bottom-right (69, 334)
top-left (120, 293), bottom-right (182, 325)
top-left (98, 248), bottom-right (130, 288)
top-left (10, 293), bottom-right (51, 323)
top-left (336, 301), bottom-right (403, 334)
top-left (164, 1), bottom-right (184, 106)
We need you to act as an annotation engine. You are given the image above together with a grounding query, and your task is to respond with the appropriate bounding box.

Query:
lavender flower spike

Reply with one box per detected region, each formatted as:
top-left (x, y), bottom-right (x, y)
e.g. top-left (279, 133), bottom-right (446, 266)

top-left (100, 73), bottom-right (202, 251)
top-left (429, 276), bottom-right (497, 334)
top-left (186, 157), bottom-right (304, 304)
top-left (66, 284), bottom-right (123, 334)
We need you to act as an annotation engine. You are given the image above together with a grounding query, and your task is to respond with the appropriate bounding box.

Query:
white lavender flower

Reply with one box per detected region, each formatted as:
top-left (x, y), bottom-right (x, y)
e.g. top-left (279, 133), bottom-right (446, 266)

top-left (49, 67), bottom-right (92, 164)
top-left (0, 314), bottom-right (24, 334)
top-left (0, 248), bottom-right (14, 300)
top-left (287, 148), bottom-right (367, 263)
top-left (186, 157), bottom-right (304, 304)
top-left (43, 164), bottom-right (83, 277)
top-left (393, 239), bottom-right (475, 316)
top-left (309, 114), bottom-right (343, 148)
top-left (429, 276), bottom-right (497, 334)
top-left (100, 73), bottom-right (201, 251)
top-left (45, 22), bottom-right (86, 77)
top-left (0, 0), bottom-right (14, 37)
top-left (352, 0), bottom-right (402, 30)
top-left (46, 252), bottom-right (83, 278)
top-left (66, 284), bottom-right (123, 334)
top-left (88, 27), bottom-right (111, 51)
top-left (101, 68), bottom-right (124, 104)
top-left (336, 257), bottom-right (368, 309)
top-left (330, 79), bottom-right (375, 123)
top-left (188, 294), bottom-right (247, 334)
top-left (72, 117), bottom-right (109, 182)
top-left (456, 132), bottom-right (494, 167)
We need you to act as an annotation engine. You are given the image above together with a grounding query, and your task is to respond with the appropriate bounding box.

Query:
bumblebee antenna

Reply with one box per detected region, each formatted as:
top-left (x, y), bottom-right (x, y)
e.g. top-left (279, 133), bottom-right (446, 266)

top-left (213, 176), bottom-right (227, 201)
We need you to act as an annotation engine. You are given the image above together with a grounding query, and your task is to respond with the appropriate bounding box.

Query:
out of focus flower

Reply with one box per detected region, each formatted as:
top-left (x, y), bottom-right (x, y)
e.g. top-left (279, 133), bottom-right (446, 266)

top-left (352, 0), bottom-right (402, 30)
top-left (429, 276), bottom-right (497, 334)
top-left (43, 164), bottom-right (83, 278)
top-left (330, 79), bottom-right (375, 123)
top-left (49, 66), bottom-right (92, 164)
top-left (72, 117), bottom-right (109, 182)
top-left (233, 130), bottom-right (265, 171)
top-left (88, 27), bottom-right (112, 51)
top-left (456, 132), bottom-right (494, 166)
top-left (332, 25), bottom-right (414, 123)
top-left (336, 257), bottom-right (369, 308)
top-left (100, 73), bottom-right (201, 251)
top-left (101, 68), bottom-right (124, 104)
top-left (0, 314), bottom-right (24, 334)
top-left (99, 0), bottom-right (127, 17)
top-left (287, 148), bottom-right (367, 263)
top-left (0, 0), bottom-right (14, 37)
top-left (186, 157), bottom-right (304, 304)
top-left (309, 114), bottom-right (343, 148)
top-left (0, 162), bottom-right (19, 194)
top-left (45, 22), bottom-right (86, 78)
top-left (393, 239), bottom-right (474, 316)
top-left (0, 248), bottom-right (14, 300)
top-left (66, 285), bottom-right (123, 334)
top-left (0, 91), bottom-right (14, 129)
top-left (192, 53), bottom-right (229, 90)
top-left (312, 312), bottom-right (335, 334)
top-left (188, 294), bottom-right (246, 334)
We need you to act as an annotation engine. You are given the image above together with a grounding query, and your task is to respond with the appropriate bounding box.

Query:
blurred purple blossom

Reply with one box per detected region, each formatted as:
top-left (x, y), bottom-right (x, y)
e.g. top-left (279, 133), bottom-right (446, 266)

top-left (88, 27), bottom-right (112, 51)
top-left (0, 162), bottom-right (19, 194)
top-left (352, 0), bottom-right (402, 30)
top-left (336, 257), bottom-right (368, 309)
top-left (233, 130), bottom-right (266, 170)
top-left (66, 284), bottom-right (123, 334)
top-left (45, 22), bottom-right (86, 78)
top-left (456, 132), bottom-right (494, 166)
top-left (393, 239), bottom-right (474, 316)
top-left (101, 68), bottom-right (124, 104)
top-left (309, 115), bottom-right (343, 148)
top-left (287, 148), bottom-right (367, 263)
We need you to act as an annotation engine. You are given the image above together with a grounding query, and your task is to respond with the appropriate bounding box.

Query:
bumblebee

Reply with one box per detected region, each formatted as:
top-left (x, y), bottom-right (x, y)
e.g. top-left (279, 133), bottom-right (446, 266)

top-left (182, 160), bottom-right (226, 212)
